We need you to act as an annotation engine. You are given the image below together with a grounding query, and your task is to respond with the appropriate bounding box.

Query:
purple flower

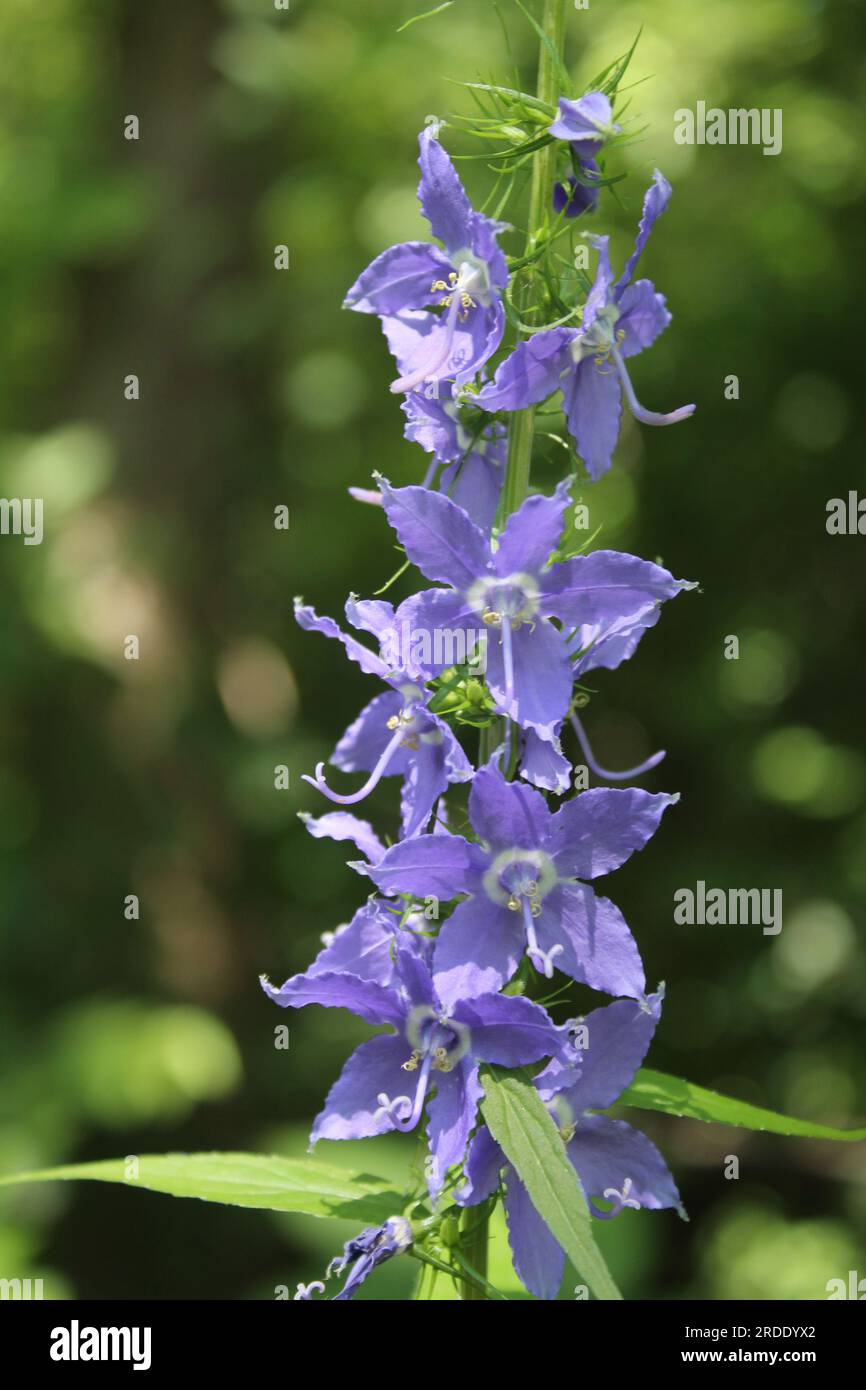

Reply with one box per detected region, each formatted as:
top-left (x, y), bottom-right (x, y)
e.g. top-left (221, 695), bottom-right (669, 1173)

top-left (344, 126), bottom-right (508, 395)
top-left (400, 383), bottom-right (506, 533)
top-left (328, 1215), bottom-right (413, 1300)
top-left (457, 991), bottom-right (683, 1299)
top-left (375, 476), bottom-right (693, 745)
top-left (473, 171), bottom-right (696, 480)
top-left (548, 93), bottom-right (618, 222)
top-left (261, 940), bottom-right (564, 1197)
top-left (364, 761), bottom-right (677, 1005)
top-left (295, 595), bottom-right (472, 838)
top-left (548, 92), bottom-right (621, 158)
top-left (553, 159), bottom-right (601, 220)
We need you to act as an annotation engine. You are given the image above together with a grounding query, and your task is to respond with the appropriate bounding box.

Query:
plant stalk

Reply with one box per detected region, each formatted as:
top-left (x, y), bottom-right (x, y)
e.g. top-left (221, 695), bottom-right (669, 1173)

top-left (462, 0), bottom-right (569, 1303)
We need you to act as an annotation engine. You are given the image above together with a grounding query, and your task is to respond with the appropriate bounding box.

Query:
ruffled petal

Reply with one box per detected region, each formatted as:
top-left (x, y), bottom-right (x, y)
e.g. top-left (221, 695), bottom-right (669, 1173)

top-left (562, 353), bottom-right (622, 482)
top-left (503, 1168), bottom-right (565, 1300)
top-left (493, 480), bottom-right (571, 579)
top-left (568, 1114), bottom-right (682, 1215)
top-left (473, 328), bottom-right (574, 414)
top-left (311, 1036), bottom-right (412, 1143)
top-left (378, 478), bottom-right (490, 591)
top-left (366, 831), bottom-right (488, 900)
top-left (455, 1125), bottom-right (504, 1207)
top-left (426, 1061), bottom-right (485, 1199)
top-left (613, 169), bottom-right (672, 299)
top-left (535, 882), bottom-right (645, 1000)
top-left (344, 241), bottom-right (453, 315)
top-left (540, 548), bottom-right (693, 630)
top-left (549, 787), bottom-right (678, 881)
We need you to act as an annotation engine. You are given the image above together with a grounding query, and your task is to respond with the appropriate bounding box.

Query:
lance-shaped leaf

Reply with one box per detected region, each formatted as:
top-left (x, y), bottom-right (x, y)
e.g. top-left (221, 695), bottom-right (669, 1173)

top-left (480, 1065), bottom-right (622, 1301)
top-left (0, 1152), bottom-right (403, 1224)
top-left (618, 1070), bottom-right (866, 1142)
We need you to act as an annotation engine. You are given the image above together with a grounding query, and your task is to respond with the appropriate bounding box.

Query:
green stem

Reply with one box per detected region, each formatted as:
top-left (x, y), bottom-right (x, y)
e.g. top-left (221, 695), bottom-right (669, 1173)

top-left (460, 1206), bottom-right (490, 1301)
top-left (499, 0), bottom-right (569, 520)
top-left (463, 0), bottom-right (569, 1304)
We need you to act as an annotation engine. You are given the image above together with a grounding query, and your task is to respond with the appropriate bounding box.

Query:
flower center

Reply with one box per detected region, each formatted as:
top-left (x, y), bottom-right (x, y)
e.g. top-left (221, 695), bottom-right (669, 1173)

top-left (385, 686), bottom-right (435, 752)
top-left (375, 1008), bottom-right (470, 1133)
top-left (466, 571), bottom-right (540, 629)
top-left (571, 302), bottom-right (624, 367)
top-left (482, 847), bottom-right (556, 908)
top-left (430, 252), bottom-right (490, 321)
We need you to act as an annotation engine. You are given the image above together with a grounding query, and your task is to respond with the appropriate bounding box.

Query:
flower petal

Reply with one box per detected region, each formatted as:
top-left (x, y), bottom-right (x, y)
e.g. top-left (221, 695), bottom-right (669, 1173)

top-left (536, 991), bottom-right (663, 1109)
top-left (540, 548), bottom-right (692, 630)
top-left (503, 1168), bottom-right (565, 1300)
top-left (312, 1036), bottom-right (412, 1143)
top-left (474, 328), bottom-right (575, 414)
top-left (616, 278), bottom-right (671, 358)
top-left (440, 449), bottom-right (505, 534)
top-left (365, 831), bottom-right (488, 900)
top-left (493, 480), bottom-right (571, 579)
top-left (549, 787), bottom-right (678, 880)
top-left (400, 717), bottom-right (472, 840)
top-left (518, 726), bottom-right (572, 795)
top-left (614, 169), bottom-right (672, 299)
top-left (300, 810), bottom-right (386, 866)
top-left (260, 968), bottom-right (406, 1029)
top-left (454, 992), bottom-right (562, 1066)
top-left (378, 478), bottom-right (490, 591)
top-left (306, 899), bottom-right (399, 986)
top-left (549, 91), bottom-right (619, 156)
top-left (417, 125), bottom-right (477, 259)
top-left (485, 617), bottom-right (574, 740)
top-left (562, 354), bottom-right (622, 482)
top-left (390, 588), bottom-right (485, 679)
top-left (568, 1114), bottom-right (682, 1214)
top-left (426, 1061), bottom-right (485, 1199)
top-left (433, 894), bottom-right (523, 1009)
top-left (344, 241), bottom-right (452, 315)
top-left (294, 598), bottom-right (390, 680)
top-left (468, 761), bottom-right (551, 850)
top-left (535, 882), bottom-right (645, 999)
top-left (455, 1125), bottom-right (504, 1207)
top-left (333, 692), bottom-right (408, 774)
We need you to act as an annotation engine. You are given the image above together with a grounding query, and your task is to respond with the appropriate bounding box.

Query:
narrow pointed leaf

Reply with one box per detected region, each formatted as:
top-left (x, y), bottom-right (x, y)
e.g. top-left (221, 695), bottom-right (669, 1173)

top-left (480, 1065), bottom-right (622, 1301)
top-left (618, 1069), bottom-right (866, 1142)
top-left (0, 1152), bottom-right (403, 1223)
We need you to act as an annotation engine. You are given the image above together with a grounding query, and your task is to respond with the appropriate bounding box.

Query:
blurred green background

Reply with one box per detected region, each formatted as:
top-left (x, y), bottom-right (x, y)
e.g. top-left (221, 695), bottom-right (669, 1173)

top-left (0, 0), bottom-right (864, 1300)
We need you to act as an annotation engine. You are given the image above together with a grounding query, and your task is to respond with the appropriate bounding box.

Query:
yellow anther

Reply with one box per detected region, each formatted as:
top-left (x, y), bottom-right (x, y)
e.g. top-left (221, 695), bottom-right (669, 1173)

top-left (482, 609), bottom-right (501, 626)
top-left (507, 895), bottom-right (521, 912)
top-left (431, 279), bottom-right (448, 292)
top-left (387, 715), bottom-right (401, 730)
top-left (530, 900), bottom-right (542, 919)
top-left (401, 1050), bottom-right (422, 1072)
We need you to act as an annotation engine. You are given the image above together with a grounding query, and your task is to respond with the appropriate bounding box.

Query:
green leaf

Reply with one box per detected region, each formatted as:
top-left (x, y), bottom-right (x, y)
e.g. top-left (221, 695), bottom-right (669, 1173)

top-left (480, 1066), bottom-right (622, 1300)
top-left (0, 1152), bottom-right (403, 1223)
top-left (619, 1069), bottom-right (866, 1142)
top-left (396, 1), bottom-right (454, 33)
